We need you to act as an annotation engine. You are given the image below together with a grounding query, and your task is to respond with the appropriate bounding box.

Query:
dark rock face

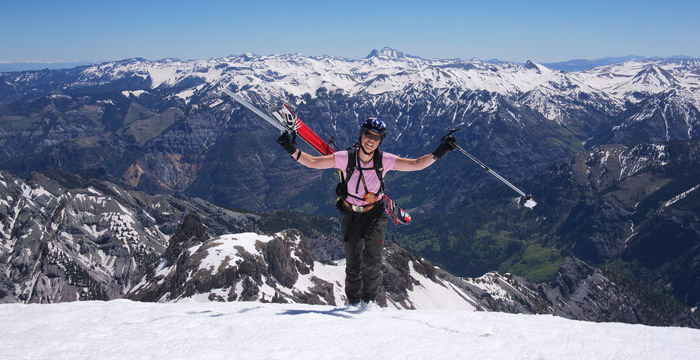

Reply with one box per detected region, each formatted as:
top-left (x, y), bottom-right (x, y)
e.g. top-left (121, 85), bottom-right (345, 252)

top-left (267, 236), bottom-right (300, 288)
top-left (536, 258), bottom-right (700, 328)
top-left (164, 214), bottom-right (210, 265)
top-left (551, 258), bottom-right (595, 299)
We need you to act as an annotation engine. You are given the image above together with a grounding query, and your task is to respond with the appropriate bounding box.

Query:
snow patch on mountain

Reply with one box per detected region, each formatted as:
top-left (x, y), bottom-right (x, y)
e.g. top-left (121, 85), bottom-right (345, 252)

top-left (402, 261), bottom-right (478, 310)
top-left (197, 233), bottom-right (274, 275)
top-left (664, 184), bottom-right (700, 207)
top-left (121, 90), bottom-right (147, 98)
top-left (619, 143), bottom-right (669, 178)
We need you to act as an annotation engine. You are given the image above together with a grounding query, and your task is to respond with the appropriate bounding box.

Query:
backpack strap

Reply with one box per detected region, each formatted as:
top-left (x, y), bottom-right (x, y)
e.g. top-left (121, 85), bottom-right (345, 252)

top-left (373, 149), bottom-right (385, 194)
top-left (346, 146), bottom-right (357, 181)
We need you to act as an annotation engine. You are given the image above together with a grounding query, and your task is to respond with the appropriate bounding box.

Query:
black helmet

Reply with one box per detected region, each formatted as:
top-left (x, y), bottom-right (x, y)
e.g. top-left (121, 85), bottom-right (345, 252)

top-left (361, 117), bottom-right (387, 139)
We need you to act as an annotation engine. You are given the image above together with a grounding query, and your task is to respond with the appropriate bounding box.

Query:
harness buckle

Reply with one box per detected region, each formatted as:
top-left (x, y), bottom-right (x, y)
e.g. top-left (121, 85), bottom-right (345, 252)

top-left (343, 200), bottom-right (376, 213)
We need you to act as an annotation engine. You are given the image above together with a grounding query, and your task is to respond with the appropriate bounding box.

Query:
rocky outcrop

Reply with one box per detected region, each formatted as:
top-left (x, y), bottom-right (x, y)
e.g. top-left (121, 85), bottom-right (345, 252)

top-left (0, 170), bottom-right (257, 304)
top-left (458, 258), bottom-right (700, 328)
top-left (164, 214), bottom-right (209, 264)
top-left (129, 215), bottom-right (334, 305)
top-left (537, 258), bottom-right (700, 328)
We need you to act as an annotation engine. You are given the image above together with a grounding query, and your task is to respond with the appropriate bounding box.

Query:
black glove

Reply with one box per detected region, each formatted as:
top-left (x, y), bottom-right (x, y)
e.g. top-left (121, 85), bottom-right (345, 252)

top-left (432, 135), bottom-right (457, 159)
top-left (277, 131), bottom-right (297, 155)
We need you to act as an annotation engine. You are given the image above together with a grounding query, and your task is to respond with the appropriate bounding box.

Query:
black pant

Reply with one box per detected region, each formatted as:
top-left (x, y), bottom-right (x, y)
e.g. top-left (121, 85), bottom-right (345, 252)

top-left (340, 206), bottom-right (389, 304)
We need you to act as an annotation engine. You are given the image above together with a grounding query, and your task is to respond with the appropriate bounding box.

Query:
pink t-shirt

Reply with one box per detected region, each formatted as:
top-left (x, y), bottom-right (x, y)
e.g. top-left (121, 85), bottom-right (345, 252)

top-left (334, 150), bottom-right (398, 206)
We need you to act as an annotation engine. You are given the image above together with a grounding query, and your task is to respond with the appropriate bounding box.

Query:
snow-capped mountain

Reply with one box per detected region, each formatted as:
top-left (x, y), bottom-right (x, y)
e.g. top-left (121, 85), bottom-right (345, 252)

top-left (128, 213), bottom-right (491, 310)
top-left (3, 48), bottom-right (699, 124)
top-left (2, 51), bottom-right (699, 328)
top-left (54, 49), bottom-right (699, 104)
top-left (1, 49), bottom-right (699, 215)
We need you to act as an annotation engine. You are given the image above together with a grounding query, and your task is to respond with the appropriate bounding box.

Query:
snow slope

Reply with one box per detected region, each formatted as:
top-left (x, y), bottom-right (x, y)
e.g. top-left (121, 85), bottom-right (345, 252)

top-left (1, 300), bottom-right (698, 360)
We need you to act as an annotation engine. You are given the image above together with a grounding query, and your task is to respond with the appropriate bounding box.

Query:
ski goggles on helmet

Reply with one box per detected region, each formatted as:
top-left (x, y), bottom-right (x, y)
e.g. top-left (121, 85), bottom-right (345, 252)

top-left (362, 129), bottom-right (382, 141)
top-left (361, 117), bottom-right (387, 138)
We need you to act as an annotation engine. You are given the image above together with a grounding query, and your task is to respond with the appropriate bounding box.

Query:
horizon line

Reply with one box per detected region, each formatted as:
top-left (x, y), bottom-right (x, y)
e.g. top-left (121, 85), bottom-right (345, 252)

top-left (1, 50), bottom-right (698, 67)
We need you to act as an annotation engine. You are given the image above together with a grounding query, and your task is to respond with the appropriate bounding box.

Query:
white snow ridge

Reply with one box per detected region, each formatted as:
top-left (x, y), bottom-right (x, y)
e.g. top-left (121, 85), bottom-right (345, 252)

top-left (0, 300), bottom-right (698, 360)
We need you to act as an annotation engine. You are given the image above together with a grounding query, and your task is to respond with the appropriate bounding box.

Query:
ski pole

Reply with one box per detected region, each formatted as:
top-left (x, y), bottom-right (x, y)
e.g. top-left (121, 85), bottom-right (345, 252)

top-left (444, 129), bottom-right (537, 208)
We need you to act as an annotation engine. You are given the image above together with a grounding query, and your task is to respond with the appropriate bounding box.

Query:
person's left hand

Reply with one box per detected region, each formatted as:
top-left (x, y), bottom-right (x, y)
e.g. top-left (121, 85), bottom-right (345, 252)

top-left (432, 135), bottom-right (457, 159)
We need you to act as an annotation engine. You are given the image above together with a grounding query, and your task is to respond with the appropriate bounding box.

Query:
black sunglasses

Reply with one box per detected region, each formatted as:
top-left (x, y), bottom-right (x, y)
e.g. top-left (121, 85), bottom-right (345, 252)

top-left (362, 129), bottom-right (382, 141)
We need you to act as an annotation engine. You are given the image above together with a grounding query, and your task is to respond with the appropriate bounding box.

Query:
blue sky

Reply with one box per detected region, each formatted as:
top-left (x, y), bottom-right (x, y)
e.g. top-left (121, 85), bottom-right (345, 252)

top-left (1, 0), bottom-right (699, 63)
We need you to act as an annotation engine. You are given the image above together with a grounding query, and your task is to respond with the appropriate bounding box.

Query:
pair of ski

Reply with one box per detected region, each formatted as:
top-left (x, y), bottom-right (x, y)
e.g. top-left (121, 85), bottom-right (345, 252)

top-left (222, 88), bottom-right (412, 225)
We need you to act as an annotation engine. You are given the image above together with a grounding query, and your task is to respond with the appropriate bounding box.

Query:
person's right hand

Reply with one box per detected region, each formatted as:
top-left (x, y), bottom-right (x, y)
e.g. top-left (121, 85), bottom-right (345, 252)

top-left (277, 131), bottom-right (297, 155)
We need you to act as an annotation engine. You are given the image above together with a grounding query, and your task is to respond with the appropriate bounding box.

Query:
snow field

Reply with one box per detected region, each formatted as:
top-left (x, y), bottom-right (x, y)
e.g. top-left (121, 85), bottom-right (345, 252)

top-left (1, 300), bottom-right (698, 360)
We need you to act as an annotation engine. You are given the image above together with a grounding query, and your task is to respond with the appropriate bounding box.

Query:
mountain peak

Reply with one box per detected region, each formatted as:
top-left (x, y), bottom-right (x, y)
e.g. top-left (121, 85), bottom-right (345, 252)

top-left (632, 64), bottom-right (678, 88)
top-left (365, 47), bottom-right (407, 59)
top-left (524, 60), bottom-right (552, 74)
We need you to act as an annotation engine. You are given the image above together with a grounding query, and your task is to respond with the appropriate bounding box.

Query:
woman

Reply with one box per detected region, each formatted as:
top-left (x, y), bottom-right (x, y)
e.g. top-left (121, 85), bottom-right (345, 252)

top-left (277, 118), bottom-right (456, 308)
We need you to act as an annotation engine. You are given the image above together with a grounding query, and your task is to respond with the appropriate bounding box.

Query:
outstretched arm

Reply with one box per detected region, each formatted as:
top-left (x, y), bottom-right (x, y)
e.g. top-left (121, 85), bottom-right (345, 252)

top-left (293, 149), bottom-right (335, 170)
top-left (394, 154), bottom-right (435, 171)
top-left (277, 132), bottom-right (335, 169)
top-left (393, 134), bottom-right (458, 171)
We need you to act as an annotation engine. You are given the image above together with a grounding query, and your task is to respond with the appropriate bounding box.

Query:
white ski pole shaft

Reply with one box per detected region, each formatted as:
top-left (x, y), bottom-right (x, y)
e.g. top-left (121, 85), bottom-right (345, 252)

top-left (454, 144), bottom-right (527, 198)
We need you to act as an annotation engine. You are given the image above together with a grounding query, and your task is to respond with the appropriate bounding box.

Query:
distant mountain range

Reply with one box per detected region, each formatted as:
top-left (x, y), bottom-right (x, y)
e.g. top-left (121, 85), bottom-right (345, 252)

top-left (2, 52), bottom-right (696, 73)
top-left (540, 56), bottom-right (646, 72)
top-left (0, 61), bottom-right (94, 72)
top-left (1, 47), bottom-right (698, 214)
top-left (540, 55), bottom-right (698, 72)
